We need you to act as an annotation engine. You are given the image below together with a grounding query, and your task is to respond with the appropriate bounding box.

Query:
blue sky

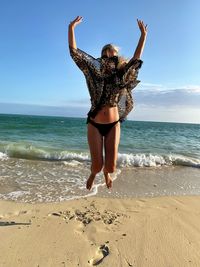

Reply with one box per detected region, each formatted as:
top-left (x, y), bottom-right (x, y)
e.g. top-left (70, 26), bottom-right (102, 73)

top-left (0, 0), bottom-right (200, 123)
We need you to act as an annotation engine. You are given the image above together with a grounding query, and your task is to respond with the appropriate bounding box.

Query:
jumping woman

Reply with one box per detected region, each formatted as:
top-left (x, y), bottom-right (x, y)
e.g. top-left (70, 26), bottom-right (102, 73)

top-left (68, 16), bottom-right (147, 190)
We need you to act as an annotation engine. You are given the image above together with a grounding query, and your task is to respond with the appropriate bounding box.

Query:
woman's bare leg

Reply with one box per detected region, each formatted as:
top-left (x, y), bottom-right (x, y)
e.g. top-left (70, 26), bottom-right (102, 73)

top-left (103, 122), bottom-right (120, 188)
top-left (87, 123), bottom-right (103, 190)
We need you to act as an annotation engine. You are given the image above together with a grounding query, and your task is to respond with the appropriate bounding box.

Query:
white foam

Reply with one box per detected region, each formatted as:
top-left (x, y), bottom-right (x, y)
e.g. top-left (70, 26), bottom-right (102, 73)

top-left (117, 153), bottom-right (200, 168)
top-left (63, 160), bottom-right (84, 167)
top-left (118, 153), bottom-right (166, 167)
top-left (166, 154), bottom-right (200, 168)
top-left (60, 152), bottom-right (90, 160)
top-left (0, 168), bottom-right (122, 203)
top-left (6, 190), bottom-right (30, 198)
top-left (0, 152), bottom-right (8, 160)
top-left (59, 168), bottom-right (122, 202)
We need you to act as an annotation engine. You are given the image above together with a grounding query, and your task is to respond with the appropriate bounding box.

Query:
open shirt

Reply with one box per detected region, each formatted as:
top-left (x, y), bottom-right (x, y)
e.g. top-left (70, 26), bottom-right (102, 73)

top-left (69, 46), bottom-right (143, 122)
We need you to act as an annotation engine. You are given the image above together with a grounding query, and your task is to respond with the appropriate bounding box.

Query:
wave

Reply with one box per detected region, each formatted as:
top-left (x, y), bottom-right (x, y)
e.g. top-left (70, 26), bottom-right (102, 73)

top-left (117, 153), bottom-right (200, 168)
top-left (1, 143), bottom-right (200, 168)
top-left (0, 143), bottom-right (89, 161)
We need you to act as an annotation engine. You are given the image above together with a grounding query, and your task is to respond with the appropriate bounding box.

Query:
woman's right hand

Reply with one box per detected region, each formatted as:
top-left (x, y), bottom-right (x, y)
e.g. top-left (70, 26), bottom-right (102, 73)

top-left (69, 16), bottom-right (83, 28)
top-left (137, 19), bottom-right (148, 37)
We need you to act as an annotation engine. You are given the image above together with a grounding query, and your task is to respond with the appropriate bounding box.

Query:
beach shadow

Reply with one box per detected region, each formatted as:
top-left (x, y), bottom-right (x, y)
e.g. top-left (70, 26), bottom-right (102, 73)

top-left (0, 221), bottom-right (31, 227)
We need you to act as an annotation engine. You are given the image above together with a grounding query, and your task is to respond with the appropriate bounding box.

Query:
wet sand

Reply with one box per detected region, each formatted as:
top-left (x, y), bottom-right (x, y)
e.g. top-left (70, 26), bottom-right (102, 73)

top-left (98, 165), bottom-right (200, 198)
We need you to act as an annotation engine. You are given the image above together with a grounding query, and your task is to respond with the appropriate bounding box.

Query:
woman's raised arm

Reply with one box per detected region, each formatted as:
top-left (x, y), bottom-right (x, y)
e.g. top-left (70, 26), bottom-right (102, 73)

top-left (132, 19), bottom-right (148, 60)
top-left (68, 16), bottom-right (101, 77)
top-left (68, 16), bottom-right (83, 49)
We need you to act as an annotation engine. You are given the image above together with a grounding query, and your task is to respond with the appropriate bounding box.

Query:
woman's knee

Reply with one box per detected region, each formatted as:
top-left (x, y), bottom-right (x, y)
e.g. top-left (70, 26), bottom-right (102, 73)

top-left (104, 164), bottom-right (116, 173)
top-left (91, 163), bottom-right (103, 174)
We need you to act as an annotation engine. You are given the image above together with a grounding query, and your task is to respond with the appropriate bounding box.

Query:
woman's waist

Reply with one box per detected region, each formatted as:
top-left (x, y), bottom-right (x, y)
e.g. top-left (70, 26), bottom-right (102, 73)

top-left (90, 104), bottom-right (119, 123)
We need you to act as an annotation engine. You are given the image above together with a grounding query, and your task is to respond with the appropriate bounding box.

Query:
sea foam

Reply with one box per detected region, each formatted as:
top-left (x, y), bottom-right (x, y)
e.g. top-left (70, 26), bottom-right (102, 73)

top-left (117, 153), bottom-right (200, 168)
top-left (0, 152), bottom-right (8, 160)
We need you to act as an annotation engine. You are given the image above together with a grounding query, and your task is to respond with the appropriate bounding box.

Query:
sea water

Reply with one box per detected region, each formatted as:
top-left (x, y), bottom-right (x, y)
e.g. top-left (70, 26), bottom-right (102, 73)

top-left (0, 114), bottom-right (200, 202)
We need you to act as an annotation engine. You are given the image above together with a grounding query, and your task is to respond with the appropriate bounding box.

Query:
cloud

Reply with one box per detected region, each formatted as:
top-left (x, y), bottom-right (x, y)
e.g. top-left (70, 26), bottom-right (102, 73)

top-left (127, 83), bottom-right (200, 123)
top-left (134, 83), bottom-right (200, 108)
top-left (1, 83), bottom-right (200, 123)
top-left (139, 82), bottom-right (164, 89)
top-left (130, 105), bottom-right (200, 123)
top-left (61, 83), bottom-right (200, 109)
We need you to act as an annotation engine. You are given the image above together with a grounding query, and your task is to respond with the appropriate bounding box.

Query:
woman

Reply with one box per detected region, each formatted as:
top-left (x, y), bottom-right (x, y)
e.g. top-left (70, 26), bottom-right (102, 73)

top-left (68, 16), bottom-right (147, 190)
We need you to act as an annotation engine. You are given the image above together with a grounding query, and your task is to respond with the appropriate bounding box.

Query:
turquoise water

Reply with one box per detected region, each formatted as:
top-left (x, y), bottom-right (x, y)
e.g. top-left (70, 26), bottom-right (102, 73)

top-left (0, 114), bottom-right (200, 165)
top-left (0, 114), bottom-right (200, 202)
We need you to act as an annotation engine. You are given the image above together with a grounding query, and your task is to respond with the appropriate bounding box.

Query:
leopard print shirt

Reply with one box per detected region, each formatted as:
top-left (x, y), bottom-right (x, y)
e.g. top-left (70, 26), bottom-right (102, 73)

top-left (69, 46), bottom-right (143, 122)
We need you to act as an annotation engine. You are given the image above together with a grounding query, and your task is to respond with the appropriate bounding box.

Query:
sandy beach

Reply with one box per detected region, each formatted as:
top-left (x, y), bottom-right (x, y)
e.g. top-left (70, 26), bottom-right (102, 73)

top-left (1, 194), bottom-right (200, 266)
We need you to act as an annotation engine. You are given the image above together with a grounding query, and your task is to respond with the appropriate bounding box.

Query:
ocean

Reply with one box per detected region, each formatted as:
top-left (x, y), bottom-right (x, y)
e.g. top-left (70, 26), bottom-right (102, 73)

top-left (0, 114), bottom-right (200, 203)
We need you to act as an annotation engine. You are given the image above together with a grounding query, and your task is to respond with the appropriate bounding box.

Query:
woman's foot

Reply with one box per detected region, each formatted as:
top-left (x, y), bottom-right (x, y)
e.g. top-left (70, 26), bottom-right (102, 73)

top-left (86, 173), bottom-right (96, 190)
top-left (103, 171), bottom-right (112, 189)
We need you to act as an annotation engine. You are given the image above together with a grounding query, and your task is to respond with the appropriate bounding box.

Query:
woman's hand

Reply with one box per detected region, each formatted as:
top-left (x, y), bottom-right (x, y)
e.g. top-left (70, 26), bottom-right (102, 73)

top-left (69, 16), bottom-right (83, 28)
top-left (137, 19), bottom-right (148, 36)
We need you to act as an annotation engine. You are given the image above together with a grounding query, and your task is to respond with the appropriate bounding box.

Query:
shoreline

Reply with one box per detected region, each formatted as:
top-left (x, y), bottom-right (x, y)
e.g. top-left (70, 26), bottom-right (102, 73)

top-left (1, 195), bottom-right (200, 266)
top-left (98, 165), bottom-right (200, 199)
top-left (0, 165), bottom-right (200, 203)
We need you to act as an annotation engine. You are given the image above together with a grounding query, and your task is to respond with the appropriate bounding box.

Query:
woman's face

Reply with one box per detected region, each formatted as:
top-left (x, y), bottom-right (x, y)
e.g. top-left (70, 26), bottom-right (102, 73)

top-left (101, 48), bottom-right (119, 75)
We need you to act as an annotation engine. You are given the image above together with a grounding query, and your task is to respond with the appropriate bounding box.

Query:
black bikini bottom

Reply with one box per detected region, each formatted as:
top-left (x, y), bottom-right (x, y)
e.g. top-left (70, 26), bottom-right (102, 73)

top-left (87, 117), bottom-right (121, 137)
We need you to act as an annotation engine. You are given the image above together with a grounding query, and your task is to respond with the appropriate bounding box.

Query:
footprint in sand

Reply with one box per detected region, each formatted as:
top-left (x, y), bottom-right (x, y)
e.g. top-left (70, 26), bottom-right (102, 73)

top-left (88, 244), bottom-right (109, 266)
top-left (48, 207), bottom-right (125, 226)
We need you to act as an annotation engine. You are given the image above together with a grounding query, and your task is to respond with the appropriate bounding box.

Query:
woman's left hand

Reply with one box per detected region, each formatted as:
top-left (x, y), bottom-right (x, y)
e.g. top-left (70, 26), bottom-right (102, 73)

top-left (137, 19), bottom-right (148, 36)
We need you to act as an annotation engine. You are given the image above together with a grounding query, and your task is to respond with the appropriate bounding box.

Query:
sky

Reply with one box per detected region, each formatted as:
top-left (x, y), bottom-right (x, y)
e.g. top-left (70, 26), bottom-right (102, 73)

top-left (0, 0), bottom-right (200, 123)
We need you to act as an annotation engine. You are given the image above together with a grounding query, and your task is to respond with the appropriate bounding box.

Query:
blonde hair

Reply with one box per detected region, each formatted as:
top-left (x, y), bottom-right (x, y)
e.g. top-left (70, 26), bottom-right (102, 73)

top-left (101, 43), bottom-right (130, 70)
top-left (101, 44), bottom-right (119, 57)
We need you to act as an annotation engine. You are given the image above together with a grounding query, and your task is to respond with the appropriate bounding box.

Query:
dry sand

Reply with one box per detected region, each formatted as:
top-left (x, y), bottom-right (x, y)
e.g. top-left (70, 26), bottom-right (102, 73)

top-left (1, 195), bottom-right (200, 266)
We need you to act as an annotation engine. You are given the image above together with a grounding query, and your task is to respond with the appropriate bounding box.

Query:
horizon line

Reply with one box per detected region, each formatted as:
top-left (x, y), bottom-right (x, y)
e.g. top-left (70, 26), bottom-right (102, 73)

top-left (0, 112), bottom-right (200, 125)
